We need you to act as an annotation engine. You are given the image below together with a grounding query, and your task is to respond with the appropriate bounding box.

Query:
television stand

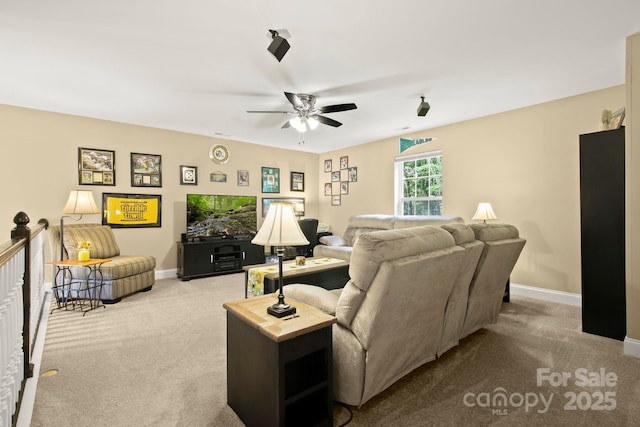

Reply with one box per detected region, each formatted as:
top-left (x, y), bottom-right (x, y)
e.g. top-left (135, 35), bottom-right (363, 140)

top-left (177, 238), bottom-right (264, 280)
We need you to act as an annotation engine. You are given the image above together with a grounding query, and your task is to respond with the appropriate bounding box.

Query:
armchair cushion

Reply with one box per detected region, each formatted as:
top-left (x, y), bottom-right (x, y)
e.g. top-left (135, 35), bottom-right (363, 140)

top-left (63, 225), bottom-right (121, 259)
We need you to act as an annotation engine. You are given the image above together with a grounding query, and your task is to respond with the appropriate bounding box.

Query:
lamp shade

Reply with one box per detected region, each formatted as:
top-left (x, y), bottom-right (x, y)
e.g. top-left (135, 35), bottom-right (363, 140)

top-left (62, 190), bottom-right (100, 214)
top-left (252, 203), bottom-right (309, 246)
top-left (472, 202), bottom-right (498, 221)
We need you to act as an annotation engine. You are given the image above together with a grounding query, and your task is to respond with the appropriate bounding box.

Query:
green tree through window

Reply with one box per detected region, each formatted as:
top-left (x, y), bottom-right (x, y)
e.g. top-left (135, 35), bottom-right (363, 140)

top-left (395, 152), bottom-right (442, 215)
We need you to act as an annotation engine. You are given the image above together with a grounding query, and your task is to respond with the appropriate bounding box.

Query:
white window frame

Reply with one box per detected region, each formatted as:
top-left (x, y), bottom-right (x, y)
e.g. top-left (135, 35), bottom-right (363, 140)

top-left (394, 150), bottom-right (443, 215)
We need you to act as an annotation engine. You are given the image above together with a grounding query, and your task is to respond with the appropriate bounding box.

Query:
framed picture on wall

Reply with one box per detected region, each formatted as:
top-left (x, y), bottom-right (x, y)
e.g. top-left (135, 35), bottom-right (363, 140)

top-left (340, 182), bottom-right (349, 195)
top-left (102, 193), bottom-right (161, 228)
top-left (324, 183), bottom-right (332, 196)
top-left (348, 167), bottom-right (358, 182)
top-left (261, 167), bottom-right (280, 193)
top-left (291, 171), bottom-right (304, 191)
top-left (131, 153), bottom-right (162, 187)
top-left (179, 165), bottom-right (197, 185)
top-left (332, 195), bottom-right (341, 206)
top-left (324, 159), bottom-right (332, 172)
top-left (237, 170), bottom-right (249, 186)
top-left (78, 147), bottom-right (116, 186)
top-left (340, 156), bottom-right (349, 170)
top-left (262, 197), bottom-right (304, 217)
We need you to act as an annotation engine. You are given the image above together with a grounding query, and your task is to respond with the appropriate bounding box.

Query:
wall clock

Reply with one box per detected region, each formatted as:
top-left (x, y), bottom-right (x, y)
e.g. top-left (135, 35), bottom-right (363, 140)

top-left (209, 144), bottom-right (229, 164)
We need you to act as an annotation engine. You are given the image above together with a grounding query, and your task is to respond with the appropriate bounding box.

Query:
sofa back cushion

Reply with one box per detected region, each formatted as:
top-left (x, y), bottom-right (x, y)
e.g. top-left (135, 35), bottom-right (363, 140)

top-left (461, 223), bottom-right (526, 337)
top-left (62, 225), bottom-right (121, 259)
top-left (336, 226), bottom-right (460, 328)
top-left (335, 225), bottom-right (466, 404)
top-left (393, 215), bottom-right (464, 229)
top-left (343, 214), bottom-right (395, 246)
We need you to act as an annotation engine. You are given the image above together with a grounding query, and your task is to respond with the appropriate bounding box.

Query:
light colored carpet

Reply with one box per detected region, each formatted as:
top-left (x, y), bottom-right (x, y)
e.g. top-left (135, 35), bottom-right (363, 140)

top-left (30, 274), bottom-right (640, 426)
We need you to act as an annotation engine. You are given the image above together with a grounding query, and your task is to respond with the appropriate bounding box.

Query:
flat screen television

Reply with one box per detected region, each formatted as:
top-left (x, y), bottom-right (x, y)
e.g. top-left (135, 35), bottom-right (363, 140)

top-left (186, 194), bottom-right (257, 239)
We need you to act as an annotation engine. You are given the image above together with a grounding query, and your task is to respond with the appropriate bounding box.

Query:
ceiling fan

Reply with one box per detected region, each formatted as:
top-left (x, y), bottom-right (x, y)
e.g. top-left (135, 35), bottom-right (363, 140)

top-left (247, 92), bottom-right (357, 132)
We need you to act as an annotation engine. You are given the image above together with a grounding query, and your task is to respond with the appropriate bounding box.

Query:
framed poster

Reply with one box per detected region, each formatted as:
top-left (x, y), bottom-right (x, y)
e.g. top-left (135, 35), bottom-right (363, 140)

top-left (324, 183), bottom-right (332, 196)
top-left (237, 170), bottom-right (249, 186)
top-left (131, 153), bottom-right (162, 187)
top-left (180, 165), bottom-right (197, 185)
top-left (291, 171), bottom-right (304, 191)
top-left (261, 167), bottom-right (280, 193)
top-left (78, 147), bottom-right (115, 186)
top-left (340, 182), bottom-right (349, 195)
top-left (210, 171), bottom-right (227, 183)
top-left (324, 159), bottom-right (332, 172)
top-left (340, 156), bottom-right (349, 170)
top-left (348, 167), bottom-right (358, 182)
top-left (102, 193), bottom-right (161, 228)
top-left (262, 197), bottom-right (304, 217)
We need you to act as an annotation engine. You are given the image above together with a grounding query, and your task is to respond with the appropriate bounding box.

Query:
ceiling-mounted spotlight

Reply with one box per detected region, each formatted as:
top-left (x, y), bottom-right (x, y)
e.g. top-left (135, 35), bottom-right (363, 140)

top-left (267, 29), bottom-right (290, 62)
top-left (417, 96), bottom-right (430, 117)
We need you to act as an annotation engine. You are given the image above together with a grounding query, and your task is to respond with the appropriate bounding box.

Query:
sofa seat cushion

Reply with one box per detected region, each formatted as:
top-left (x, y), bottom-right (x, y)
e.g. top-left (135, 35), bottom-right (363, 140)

top-left (67, 255), bottom-right (156, 281)
top-left (63, 225), bottom-right (121, 259)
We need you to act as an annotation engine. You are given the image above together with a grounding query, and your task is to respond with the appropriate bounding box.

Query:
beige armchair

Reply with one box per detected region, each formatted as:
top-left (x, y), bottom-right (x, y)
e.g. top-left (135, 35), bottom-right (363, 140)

top-left (48, 223), bottom-right (156, 303)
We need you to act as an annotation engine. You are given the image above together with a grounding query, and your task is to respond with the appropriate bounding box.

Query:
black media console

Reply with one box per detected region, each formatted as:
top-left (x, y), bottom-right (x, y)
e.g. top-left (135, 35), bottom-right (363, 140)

top-left (177, 238), bottom-right (264, 280)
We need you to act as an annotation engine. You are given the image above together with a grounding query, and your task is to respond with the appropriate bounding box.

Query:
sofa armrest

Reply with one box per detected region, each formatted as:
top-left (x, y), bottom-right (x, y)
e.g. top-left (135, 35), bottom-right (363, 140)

top-left (283, 284), bottom-right (340, 315)
top-left (319, 235), bottom-right (347, 246)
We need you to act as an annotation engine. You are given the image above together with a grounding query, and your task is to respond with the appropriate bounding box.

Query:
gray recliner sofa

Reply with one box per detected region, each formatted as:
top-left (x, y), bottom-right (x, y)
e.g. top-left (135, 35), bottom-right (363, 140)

top-left (284, 222), bottom-right (526, 407)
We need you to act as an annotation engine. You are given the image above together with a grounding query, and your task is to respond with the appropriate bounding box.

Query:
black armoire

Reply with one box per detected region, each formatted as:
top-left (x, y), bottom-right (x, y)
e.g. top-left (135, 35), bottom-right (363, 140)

top-left (579, 127), bottom-right (626, 340)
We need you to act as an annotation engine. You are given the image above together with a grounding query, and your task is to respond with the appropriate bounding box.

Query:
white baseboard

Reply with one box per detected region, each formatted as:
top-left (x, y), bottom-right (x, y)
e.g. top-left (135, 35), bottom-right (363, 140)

top-left (511, 283), bottom-right (640, 359)
top-left (624, 337), bottom-right (640, 358)
top-left (155, 268), bottom-right (177, 280)
top-left (510, 282), bottom-right (582, 307)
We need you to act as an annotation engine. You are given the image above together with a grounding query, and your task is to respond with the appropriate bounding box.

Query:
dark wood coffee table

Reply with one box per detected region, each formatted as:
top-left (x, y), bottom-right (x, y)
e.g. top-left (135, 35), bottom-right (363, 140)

top-left (243, 257), bottom-right (349, 297)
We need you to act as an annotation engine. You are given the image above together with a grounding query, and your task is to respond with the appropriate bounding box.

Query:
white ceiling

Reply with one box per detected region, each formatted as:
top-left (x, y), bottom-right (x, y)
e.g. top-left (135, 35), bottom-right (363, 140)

top-left (1, 1), bottom-right (639, 153)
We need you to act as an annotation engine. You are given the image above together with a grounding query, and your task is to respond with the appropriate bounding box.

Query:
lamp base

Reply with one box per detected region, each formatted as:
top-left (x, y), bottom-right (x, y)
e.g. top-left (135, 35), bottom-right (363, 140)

top-left (267, 302), bottom-right (296, 318)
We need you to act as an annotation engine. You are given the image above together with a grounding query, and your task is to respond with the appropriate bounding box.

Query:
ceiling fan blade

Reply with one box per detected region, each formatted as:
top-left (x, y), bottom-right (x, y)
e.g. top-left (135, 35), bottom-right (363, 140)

top-left (246, 110), bottom-right (292, 114)
top-left (281, 121), bottom-right (291, 129)
top-left (318, 103), bottom-right (357, 114)
top-left (316, 115), bottom-right (343, 127)
top-left (284, 92), bottom-right (304, 109)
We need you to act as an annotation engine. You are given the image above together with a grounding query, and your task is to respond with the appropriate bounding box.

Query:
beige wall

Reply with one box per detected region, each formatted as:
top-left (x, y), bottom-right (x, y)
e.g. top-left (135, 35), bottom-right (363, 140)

top-left (0, 86), bottom-right (627, 297)
top-left (626, 32), bottom-right (640, 344)
top-left (0, 105), bottom-right (319, 271)
top-left (318, 86), bottom-right (626, 295)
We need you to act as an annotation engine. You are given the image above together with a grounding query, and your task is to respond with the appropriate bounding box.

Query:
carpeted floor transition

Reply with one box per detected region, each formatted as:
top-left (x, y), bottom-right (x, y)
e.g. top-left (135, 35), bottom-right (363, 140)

top-left (30, 274), bottom-right (640, 426)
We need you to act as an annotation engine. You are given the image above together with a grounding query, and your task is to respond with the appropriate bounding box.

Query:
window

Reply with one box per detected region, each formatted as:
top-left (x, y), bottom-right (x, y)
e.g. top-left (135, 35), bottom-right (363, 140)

top-left (394, 151), bottom-right (442, 215)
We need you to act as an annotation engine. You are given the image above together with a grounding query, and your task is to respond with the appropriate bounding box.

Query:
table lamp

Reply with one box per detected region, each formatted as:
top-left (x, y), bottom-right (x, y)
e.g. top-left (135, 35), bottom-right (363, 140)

top-left (472, 202), bottom-right (498, 223)
top-left (252, 202), bottom-right (309, 317)
top-left (60, 190), bottom-right (100, 260)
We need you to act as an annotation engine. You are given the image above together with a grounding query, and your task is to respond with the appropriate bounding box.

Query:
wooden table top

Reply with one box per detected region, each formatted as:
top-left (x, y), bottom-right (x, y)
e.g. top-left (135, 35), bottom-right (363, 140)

top-left (47, 258), bottom-right (112, 267)
top-left (223, 294), bottom-right (337, 342)
top-left (243, 257), bottom-right (348, 280)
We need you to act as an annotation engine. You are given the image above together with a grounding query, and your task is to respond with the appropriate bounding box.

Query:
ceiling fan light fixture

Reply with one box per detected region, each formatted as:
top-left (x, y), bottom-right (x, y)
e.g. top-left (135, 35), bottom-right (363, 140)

top-left (289, 116), bottom-right (307, 132)
top-left (307, 116), bottom-right (319, 130)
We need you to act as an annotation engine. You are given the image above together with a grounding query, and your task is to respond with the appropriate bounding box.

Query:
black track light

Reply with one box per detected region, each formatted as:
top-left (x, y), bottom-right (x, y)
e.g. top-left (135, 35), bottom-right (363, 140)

top-left (417, 96), bottom-right (430, 117)
top-left (268, 29), bottom-right (290, 62)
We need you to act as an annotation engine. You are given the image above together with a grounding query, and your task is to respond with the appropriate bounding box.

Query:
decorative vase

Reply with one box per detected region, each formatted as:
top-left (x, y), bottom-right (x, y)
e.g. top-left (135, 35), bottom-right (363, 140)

top-left (78, 248), bottom-right (90, 262)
